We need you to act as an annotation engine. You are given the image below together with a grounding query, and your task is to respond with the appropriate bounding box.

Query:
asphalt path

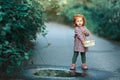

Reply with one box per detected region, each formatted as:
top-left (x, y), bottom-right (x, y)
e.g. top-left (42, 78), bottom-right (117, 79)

top-left (27, 22), bottom-right (120, 80)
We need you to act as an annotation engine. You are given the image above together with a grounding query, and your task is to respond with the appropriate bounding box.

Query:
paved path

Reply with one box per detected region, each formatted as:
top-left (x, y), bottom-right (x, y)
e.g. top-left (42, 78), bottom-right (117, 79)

top-left (27, 22), bottom-right (120, 80)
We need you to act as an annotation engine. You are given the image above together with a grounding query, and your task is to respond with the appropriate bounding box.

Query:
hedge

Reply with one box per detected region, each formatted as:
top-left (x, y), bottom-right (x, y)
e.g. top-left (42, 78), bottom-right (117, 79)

top-left (0, 0), bottom-right (47, 74)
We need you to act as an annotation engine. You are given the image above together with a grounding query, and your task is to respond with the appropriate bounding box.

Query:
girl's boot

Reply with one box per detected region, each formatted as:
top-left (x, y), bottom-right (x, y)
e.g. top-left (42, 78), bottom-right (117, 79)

top-left (70, 64), bottom-right (76, 70)
top-left (82, 64), bottom-right (88, 70)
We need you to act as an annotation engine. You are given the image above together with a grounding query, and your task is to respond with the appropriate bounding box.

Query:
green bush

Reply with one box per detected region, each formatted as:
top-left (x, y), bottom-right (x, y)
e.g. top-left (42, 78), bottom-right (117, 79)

top-left (62, 0), bottom-right (120, 42)
top-left (0, 0), bottom-right (46, 73)
top-left (92, 0), bottom-right (120, 41)
top-left (63, 4), bottom-right (90, 23)
top-left (62, 3), bottom-right (96, 31)
top-left (36, 0), bottom-right (61, 21)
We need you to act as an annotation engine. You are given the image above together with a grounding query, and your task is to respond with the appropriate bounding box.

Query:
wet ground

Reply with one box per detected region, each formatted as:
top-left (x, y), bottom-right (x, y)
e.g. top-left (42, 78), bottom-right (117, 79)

top-left (13, 22), bottom-right (120, 80)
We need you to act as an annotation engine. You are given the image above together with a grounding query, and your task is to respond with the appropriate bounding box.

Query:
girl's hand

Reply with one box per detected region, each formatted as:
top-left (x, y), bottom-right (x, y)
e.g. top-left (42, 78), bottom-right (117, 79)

top-left (83, 31), bottom-right (87, 35)
top-left (82, 41), bottom-right (85, 45)
top-left (84, 31), bottom-right (89, 36)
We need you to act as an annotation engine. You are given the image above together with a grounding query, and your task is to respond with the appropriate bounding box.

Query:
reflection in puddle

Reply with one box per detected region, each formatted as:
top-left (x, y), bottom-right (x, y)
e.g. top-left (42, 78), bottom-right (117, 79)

top-left (70, 70), bottom-right (89, 77)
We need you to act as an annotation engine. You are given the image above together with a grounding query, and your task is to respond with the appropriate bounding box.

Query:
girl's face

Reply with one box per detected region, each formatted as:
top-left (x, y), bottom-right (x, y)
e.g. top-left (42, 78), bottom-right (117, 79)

top-left (75, 17), bottom-right (83, 27)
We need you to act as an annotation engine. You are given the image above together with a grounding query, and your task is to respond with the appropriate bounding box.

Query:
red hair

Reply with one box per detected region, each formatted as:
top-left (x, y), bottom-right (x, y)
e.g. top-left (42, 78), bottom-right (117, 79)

top-left (73, 14), bottom-right (86, 27)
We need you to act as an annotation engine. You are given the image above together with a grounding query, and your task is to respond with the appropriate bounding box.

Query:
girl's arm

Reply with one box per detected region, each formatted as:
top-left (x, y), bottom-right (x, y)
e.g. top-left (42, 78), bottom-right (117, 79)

top-left (84, 27), bottom-right (90, 36)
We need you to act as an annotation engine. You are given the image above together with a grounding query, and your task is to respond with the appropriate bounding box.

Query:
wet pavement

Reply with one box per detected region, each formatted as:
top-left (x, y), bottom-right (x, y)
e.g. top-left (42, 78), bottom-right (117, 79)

top-left (16, 22), bottom-right (120, 80)
top-left (16, 65), bottom-right (113, 80)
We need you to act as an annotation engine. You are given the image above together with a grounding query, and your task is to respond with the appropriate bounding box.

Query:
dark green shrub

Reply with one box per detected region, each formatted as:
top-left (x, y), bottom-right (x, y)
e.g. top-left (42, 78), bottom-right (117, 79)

top-left (63, 4), bottom-right (90, 24)
top-left (92, 0), bottom-right (120, 41)
top-left (0, 0), bottom-right (46, 73)
top-left (61, 0), bottom-right (120, 42)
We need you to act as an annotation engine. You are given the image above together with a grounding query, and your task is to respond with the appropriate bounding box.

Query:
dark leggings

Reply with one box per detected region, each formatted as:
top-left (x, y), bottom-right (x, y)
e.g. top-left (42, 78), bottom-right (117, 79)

top-left (72, 51), bottom-right (86, 64)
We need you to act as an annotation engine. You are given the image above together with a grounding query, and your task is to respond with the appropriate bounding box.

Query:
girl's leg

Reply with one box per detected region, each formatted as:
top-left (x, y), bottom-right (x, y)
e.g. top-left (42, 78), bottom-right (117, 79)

top-left (81, 52), bottom-right (88, 70)
top-left (70, 51), bottom-right (79, 70)
top-left (80, 52), bottom-right (86, 63)
top-left (72, 51), bottom-right (79, 64)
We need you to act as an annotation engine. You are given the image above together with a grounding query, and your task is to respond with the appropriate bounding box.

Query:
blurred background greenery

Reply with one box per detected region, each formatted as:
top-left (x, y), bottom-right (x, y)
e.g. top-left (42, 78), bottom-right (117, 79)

top-left (38, 0), bottom-right (120, 42)
top-left (0, 0), bottom-right (120, 76)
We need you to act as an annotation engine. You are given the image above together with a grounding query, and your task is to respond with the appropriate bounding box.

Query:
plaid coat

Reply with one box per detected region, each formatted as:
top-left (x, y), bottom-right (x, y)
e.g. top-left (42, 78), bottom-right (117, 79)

top-left (74, 26), bottom-right (90, 52)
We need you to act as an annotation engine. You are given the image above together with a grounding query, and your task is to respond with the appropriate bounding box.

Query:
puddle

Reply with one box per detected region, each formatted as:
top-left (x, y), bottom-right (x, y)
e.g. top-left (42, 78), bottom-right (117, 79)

top-left (18, 66), bottom-right (113, 80)
top-left (34, 69), bottom-right (88, 77)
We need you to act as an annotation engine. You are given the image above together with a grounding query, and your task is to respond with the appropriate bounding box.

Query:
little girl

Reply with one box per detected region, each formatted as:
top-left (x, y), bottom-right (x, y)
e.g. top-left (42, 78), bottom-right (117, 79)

top-left (70, 14), bottom-right (90, 70)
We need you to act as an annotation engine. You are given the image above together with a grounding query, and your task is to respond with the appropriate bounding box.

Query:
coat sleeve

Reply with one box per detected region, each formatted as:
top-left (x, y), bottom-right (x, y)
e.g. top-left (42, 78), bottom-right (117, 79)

top-left (84, 27), bottom-right (90, 36)
top-left (75, 27), bottom-right (85, 42)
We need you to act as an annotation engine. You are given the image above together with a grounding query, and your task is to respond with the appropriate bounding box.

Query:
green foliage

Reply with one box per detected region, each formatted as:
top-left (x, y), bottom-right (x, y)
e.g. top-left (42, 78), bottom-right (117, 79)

top-left (36, 0), bottom-right (67, 21)
top-left (59, 0), bottom-right (120, 42)
top-left (63, 4), bottom-right (91, 25)
top-left (0, 0), bottom-right (47, 73)
top-left (92, 0), bottom-right (120, 41)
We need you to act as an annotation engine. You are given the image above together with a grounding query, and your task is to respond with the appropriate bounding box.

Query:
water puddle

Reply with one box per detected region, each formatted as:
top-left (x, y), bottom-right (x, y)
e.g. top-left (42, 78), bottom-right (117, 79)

top-left (19, 66), bottom-right (113, 80)
top-left (34, 69), bottom-right (88, 77)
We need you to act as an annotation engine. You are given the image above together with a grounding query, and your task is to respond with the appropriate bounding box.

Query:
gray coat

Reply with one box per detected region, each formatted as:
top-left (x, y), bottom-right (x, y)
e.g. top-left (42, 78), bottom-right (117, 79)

top-left (74, 26), bottom-right (90, 52)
